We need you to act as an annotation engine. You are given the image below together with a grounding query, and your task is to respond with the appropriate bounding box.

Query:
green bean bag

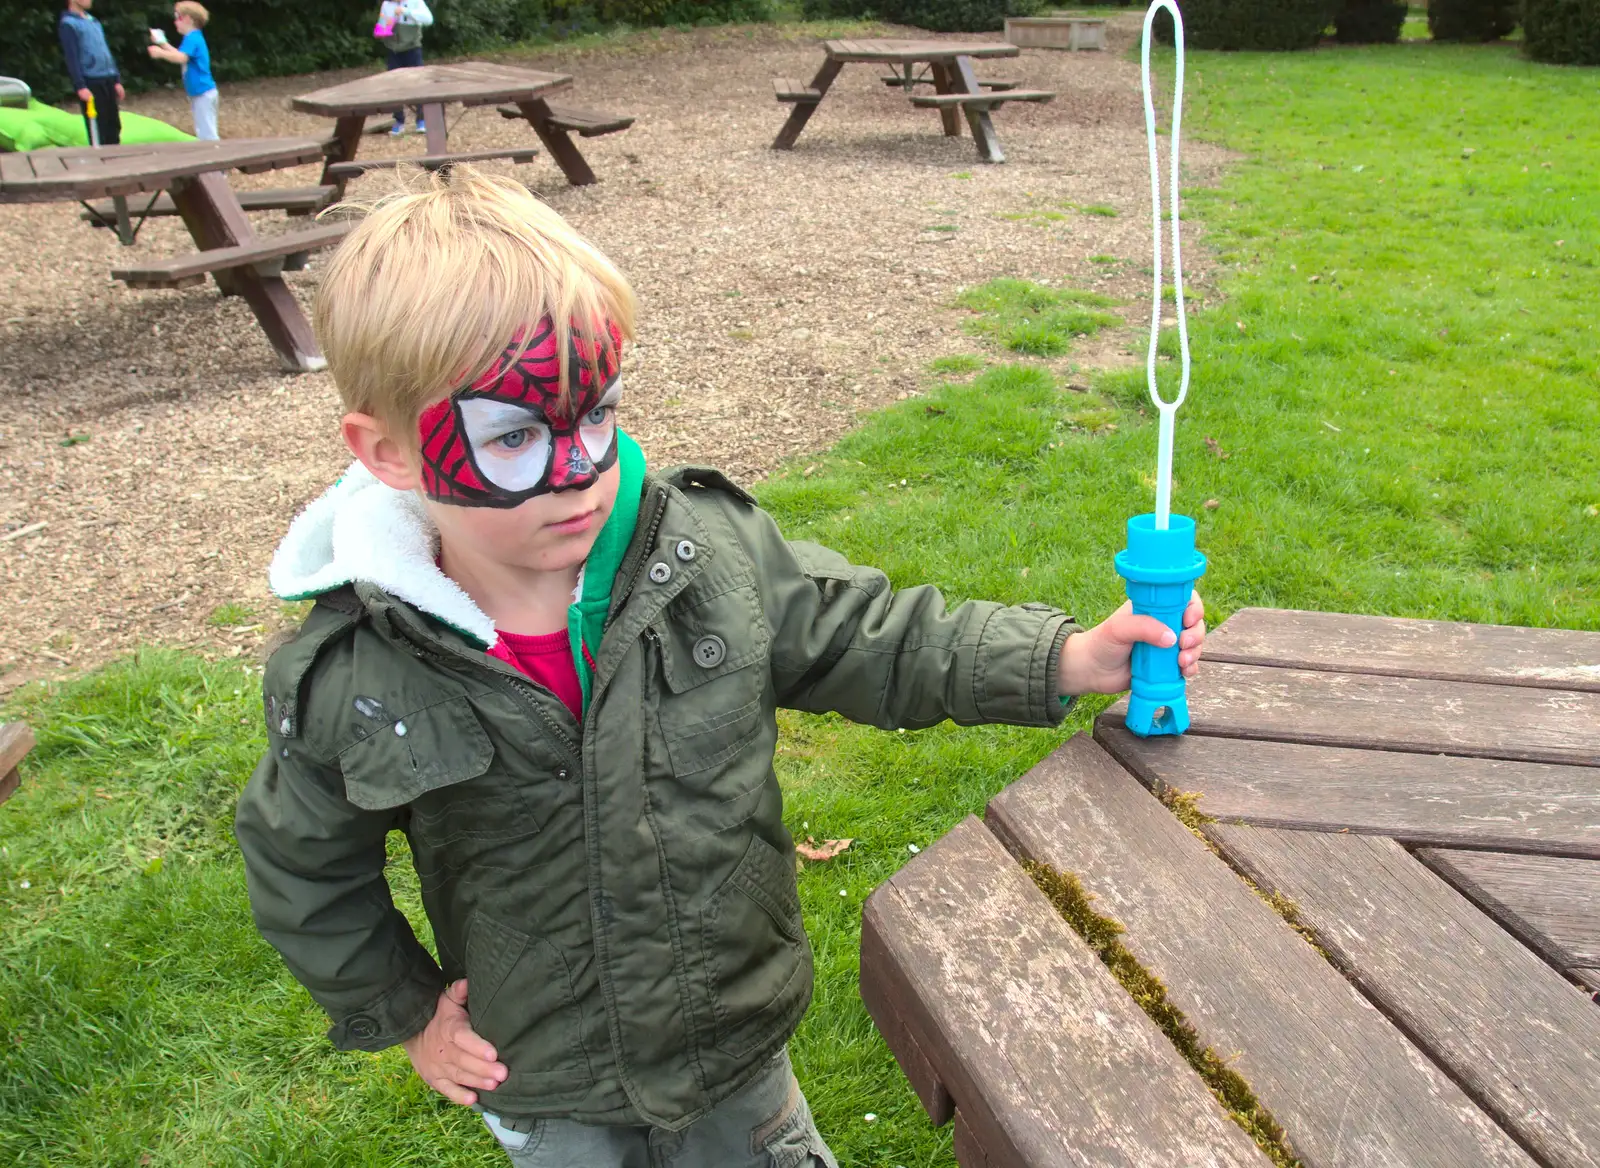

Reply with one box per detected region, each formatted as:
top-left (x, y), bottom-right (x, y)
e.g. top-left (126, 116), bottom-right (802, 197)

top-left (0, 98), bottom-right (194, 152)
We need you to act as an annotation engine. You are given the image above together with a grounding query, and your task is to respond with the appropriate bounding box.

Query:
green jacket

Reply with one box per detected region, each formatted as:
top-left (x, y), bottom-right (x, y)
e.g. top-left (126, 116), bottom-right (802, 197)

top-left (235, 463), bottom-right (1078, 1130)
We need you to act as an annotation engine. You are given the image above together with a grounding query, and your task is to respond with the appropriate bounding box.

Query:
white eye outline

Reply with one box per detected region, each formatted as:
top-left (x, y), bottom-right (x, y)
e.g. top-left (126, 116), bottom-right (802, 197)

top-left (578, 376), bottom-right (623, 470)
top-left (456, 397), bottom-right (554, 494)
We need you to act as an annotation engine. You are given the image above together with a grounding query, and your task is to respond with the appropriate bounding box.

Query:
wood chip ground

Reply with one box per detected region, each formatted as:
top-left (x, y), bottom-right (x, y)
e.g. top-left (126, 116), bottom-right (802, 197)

top-left (0, 15), bottom-right (1231, 689)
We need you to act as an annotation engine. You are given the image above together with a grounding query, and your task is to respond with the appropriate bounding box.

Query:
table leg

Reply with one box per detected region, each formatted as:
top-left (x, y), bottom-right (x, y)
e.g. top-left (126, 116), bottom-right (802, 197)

top-left (929, 62), bottom-right (963, 138)
top-left (319, 113), bottom-right (366, 199)
top-left (170, 172), bottom-right (326, 373)
top-left (517, 98), bottom-right (597, 186)
top-left (111, 195), bottom-right (134, 246)
top-left (421, 102), bottom-right (447, 156)
top-left (772, 56), bottom-right (843, 151)
top-left (952, 55), bottom-right (1004, 164)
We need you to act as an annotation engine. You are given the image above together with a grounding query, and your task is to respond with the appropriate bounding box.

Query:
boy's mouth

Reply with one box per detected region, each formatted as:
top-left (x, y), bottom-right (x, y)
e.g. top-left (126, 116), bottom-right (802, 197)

top-left (546, 508), bottom-right (601, 535)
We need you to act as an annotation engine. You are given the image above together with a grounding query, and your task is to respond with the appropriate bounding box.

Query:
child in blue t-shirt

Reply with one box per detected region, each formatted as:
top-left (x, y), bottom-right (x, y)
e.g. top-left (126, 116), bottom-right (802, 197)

top-left (149, 1), bottom-right (218, 139)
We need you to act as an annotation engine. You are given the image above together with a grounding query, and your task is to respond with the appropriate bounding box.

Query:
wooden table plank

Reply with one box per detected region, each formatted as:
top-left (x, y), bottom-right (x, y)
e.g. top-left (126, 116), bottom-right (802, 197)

top-left (0, 138), bottom-right (329, 203)
top-left (824, 38), bottom-right (1021, 62)
top-left (1206, 608), bottom-right (1600, 693)
top-left (0, 722), bottom-right (35, 807)
top-left (860, 816), bottom-right (1270, 1168)
top-left (1096, 725), bottom-right (1600, 858)
top-left (1418, 850), bottom-right (1600, 972)
top-left (1208, 825), bottom-right (1600, 1168)
top-left (1102, 662), bottom-right (1600, 767)
top-left (292, 62), bottom-right (571, 117)
top-left (986, 735), bottom-right (1535, 1168)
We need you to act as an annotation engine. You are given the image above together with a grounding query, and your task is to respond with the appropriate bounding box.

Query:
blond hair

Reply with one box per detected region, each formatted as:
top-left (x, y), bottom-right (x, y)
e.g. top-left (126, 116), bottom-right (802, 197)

top-left (314, 166), bottom-right (636, 443)
top-left (175, 2), bottom-right (208, 27)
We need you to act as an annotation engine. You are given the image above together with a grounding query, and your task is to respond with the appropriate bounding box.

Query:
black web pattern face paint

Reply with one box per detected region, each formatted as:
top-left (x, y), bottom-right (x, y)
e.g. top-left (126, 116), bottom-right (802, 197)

top-left (418, 317), bottom-right (623, 507)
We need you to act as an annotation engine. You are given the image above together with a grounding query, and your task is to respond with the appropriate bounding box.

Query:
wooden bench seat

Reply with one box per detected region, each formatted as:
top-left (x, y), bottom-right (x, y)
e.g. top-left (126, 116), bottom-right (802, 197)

top-left (82, 185), bottom-right (337, 226)
top-left (773, 77), bottom-right (822, 104)
top-left (880, 75), bottom-right (1018, 91)
top-left (0, 722), bottom-right (34, 807)
top-left (497, 102), bottom-right (635, 137)
top-left (909, 89), bottom-right (1055, 111)
top-left (111, 221), bottom-right (353, 290)
top-left (322, 147), bottom-right (540, 181)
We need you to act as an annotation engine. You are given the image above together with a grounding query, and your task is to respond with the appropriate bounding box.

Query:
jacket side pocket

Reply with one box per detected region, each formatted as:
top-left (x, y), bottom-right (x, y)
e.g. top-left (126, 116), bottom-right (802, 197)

top-left (702, 835), bottom-right (812, 1059)
top-left (465, 911), bottom-right (593, 1100)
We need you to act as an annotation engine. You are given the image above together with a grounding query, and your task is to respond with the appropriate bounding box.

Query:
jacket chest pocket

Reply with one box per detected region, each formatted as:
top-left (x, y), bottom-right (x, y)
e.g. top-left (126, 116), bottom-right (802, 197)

top-left (651, 583), bottom-right (770, 777)
top-left (338, 695), bottom-right (537, 845)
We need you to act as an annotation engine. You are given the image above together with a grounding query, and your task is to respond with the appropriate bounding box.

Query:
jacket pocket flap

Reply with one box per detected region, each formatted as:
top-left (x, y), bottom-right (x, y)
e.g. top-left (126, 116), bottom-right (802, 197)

top-left (465, 910), bottom-right (530, 1015)
top-left (655, 584), bottom-right (771, 694)
top-left (339, 695), bottom-right (493, 810)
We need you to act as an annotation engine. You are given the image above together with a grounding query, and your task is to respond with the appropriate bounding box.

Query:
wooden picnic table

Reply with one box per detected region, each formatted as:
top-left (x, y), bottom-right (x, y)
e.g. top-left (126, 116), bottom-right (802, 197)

top-left (862, 607), bottom-right (1600, 1167)
top-left (0, 137), bottom-right (341, 372)
top-left (772, 39), bottom-right (1053, 164)
top-left (293, 61), bottom-right (613, 190)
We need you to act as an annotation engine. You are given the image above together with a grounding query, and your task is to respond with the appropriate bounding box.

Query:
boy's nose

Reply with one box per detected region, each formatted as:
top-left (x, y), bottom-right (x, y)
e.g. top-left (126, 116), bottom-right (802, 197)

top-left (546, 434), bottom-right (599, 493)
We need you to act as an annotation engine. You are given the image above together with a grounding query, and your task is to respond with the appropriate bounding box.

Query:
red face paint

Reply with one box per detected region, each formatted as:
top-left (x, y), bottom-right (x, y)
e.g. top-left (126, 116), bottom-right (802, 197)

top-left (418, 317), bottom-right (623, 508)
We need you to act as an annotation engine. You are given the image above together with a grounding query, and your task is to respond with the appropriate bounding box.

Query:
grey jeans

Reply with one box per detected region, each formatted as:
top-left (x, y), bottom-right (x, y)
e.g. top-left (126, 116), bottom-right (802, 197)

top-left (481, 1051), bottom-right (838, 1168)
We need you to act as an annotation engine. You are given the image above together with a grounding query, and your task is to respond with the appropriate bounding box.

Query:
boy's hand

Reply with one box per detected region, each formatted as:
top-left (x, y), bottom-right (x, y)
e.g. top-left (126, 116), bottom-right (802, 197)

top-left (114, 83), bottom-right (125, 101)
top-left (401, 979), bottom-right (508, 1106)
top-left (1058, 591), bottom-right (1206, 697)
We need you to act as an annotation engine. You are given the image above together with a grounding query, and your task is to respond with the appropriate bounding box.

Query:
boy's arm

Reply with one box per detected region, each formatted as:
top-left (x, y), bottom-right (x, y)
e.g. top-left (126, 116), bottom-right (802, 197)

top-left (235, 742), bottom-right (444, 1052)
top-left (58, 19), bottom-right (88, 93)
top-left (741, 508), bottom-right (1079, 729)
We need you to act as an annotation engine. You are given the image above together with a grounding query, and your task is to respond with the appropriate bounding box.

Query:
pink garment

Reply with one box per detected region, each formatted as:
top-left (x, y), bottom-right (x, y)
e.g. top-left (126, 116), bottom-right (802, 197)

top-left (489, 628), bottom-right (583, 721)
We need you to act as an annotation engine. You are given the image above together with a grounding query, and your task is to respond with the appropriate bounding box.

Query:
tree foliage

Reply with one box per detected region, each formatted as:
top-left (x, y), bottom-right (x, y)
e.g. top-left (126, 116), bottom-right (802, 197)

top-left (1427, 0), bottom-right (1518, 41)
top-left (1152, 0), bottom-right (1338, 50)
top-left (0, 0), bottom-right (772, 104)
top-left (1522, 0), bottom-right (1600, 63)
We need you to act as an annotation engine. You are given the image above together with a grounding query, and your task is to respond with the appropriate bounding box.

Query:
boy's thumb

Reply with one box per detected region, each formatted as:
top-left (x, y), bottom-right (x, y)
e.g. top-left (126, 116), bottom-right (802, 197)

top-left (446, 978), bottom-right (470, 1005)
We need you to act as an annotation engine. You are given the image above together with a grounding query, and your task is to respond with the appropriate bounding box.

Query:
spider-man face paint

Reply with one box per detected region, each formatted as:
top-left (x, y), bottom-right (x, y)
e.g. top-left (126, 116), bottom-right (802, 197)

top-left (418, 317), bottom-right (623, 507)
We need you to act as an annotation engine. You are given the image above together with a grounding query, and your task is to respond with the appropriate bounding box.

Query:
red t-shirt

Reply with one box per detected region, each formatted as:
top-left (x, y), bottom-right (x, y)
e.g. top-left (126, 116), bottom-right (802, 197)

top-left (492, 629), bottom-right (583, 721)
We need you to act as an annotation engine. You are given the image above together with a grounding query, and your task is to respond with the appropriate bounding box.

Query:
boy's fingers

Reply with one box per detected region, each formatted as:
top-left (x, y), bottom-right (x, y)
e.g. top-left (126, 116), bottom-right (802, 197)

top-left (430, 1075), bottom-right (477, 1107)
top-left (450, 1028), bottom-right (500, 1065)
top-left (445, 978), bottom-right (470, 1005)
top-left (1116, 613), bottom-right (1177, 649)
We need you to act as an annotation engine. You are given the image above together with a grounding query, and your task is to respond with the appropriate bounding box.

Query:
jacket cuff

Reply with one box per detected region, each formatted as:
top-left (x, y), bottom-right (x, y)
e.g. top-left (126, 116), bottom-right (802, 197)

top-left (974, 605), bottom-right (1080, 727)
top-left (326, 957), bottom-right (444, 1052)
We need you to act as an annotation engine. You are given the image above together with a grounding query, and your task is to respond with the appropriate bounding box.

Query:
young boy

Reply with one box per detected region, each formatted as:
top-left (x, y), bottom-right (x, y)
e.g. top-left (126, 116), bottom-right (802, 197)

top-left (378, 0), bottom-right (432, 135)
top-left (235, 168), bottom-right (1206, 1167)
top-left (147, 2), bottom-right (218, 141)
top-left (58, 0), bottom-right (123, 147)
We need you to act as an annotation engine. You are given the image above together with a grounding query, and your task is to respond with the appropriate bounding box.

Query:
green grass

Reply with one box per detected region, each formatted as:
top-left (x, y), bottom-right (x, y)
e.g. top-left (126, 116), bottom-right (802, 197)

top-left (957, 278), bottom-right (1123, 357)
top-left (926, 354), bottom-right (985, 376)
top-left (5, 36), bottom-right (1600, 1168)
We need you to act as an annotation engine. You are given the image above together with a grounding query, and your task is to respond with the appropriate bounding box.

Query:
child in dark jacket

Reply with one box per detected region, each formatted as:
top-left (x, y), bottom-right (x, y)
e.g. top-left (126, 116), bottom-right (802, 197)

top-left (58, 0), bottom-right (123, 146)
top-left (235, 167), bottom-right (1206, 1167)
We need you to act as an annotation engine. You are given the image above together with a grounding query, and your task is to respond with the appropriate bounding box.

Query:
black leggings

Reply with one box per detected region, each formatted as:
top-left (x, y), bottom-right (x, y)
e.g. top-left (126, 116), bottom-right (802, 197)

top-left (386, 46), bottom-right (424, 124)
top-left (77, 76), bottom-right (121, 146)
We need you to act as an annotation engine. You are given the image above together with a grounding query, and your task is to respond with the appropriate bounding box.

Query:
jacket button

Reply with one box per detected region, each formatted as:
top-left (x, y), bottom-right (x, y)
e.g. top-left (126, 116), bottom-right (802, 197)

top-left (555, 767), bottom-right (571, 781)
top-left (347, 1015), bottom-right (379, 1039)
top-left (674, 539), bottom-right (696, 562)
top-left (648, 561), bottom-right (672, 584)
top-left (693, 635), bottom-right (726, 668)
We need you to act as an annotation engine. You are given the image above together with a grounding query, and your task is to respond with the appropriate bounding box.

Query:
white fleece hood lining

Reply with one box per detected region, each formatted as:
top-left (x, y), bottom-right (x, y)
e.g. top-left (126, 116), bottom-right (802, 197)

top-left (268, 462), bottom-right (500, 646)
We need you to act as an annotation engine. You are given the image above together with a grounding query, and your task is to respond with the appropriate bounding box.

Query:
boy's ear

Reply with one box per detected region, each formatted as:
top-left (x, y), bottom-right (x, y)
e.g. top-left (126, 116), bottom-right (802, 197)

top-left (342, 412), bottom-right (420, 492)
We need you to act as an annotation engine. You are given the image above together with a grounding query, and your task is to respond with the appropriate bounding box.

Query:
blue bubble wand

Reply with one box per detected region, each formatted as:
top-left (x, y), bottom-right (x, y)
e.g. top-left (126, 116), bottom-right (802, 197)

top-left (1114, 0), bottom-right (1207, 737)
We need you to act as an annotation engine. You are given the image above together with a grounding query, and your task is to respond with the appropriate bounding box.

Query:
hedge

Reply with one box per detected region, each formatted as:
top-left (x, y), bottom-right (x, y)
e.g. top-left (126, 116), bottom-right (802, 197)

top-left (799, 0), bottom-right (1047, 31)
top-left (0, 0), bottom-right (772, 105)
top-left (1333, 0), bottom-right (1408, 41)
top-left (1427, 0), bottom-right (1518, 40)
top-left (1153, 0), bottom-right (1338, 49)
top-left (1522, 0), bottom-right (1600, 63)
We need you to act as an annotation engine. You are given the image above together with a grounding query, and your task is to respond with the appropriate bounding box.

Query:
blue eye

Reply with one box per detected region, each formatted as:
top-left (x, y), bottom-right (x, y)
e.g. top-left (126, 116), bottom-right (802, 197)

top-left (584, 406), bottom-right (610, 426)
top-left (497, 428), bottom-right (530, 450)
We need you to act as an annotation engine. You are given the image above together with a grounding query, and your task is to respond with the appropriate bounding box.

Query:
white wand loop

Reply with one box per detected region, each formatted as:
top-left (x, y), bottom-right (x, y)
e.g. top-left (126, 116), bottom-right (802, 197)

top-left (1142, 0), bottom-right (1188, 531)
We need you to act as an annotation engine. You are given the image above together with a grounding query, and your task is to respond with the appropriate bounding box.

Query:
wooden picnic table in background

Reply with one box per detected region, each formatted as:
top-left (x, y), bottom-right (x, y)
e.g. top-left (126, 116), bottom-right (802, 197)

top-left (0, 137), bottom-right (346, 372)
top-left (862, 607), bottom-right (1600, 1167)
top-left (293, 61), bottom-right (627, 190)
top-left (772, 39), bottom-right (1054, 164)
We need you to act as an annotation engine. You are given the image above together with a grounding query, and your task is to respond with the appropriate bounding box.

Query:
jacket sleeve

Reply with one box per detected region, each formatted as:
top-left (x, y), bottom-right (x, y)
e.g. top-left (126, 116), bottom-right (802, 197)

top-left (739, 504), bottom-right (1080, 729)
top-left (58, 19), bottom-right (87, 92)
top-left (235, 739), bottom-right (444, 1052)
